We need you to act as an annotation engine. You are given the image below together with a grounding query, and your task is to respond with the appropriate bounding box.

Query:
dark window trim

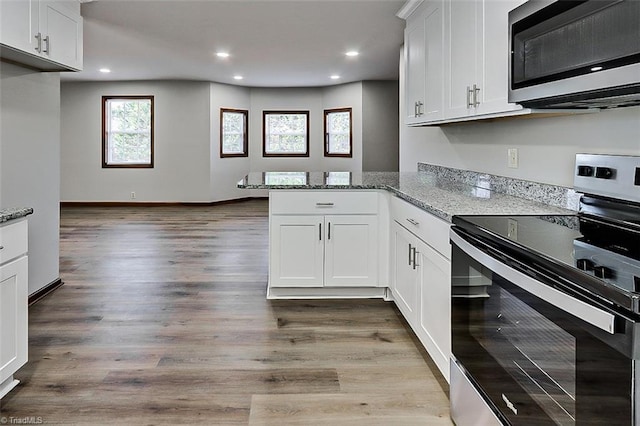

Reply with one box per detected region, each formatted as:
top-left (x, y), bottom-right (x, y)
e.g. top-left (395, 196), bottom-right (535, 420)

top-left (102, 95), bottom-right (154, 168)
top-left (220, 108), bottom-right (249, 158)
top-left (262, 110), bottom-right (310, 158)
top-left (324, 107), bottom-right (353, 158)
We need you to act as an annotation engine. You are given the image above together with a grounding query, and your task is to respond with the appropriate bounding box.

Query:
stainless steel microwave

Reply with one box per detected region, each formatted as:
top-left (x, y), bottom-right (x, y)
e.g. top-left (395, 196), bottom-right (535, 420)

top-left (508, 0), bottom-right (640, 109)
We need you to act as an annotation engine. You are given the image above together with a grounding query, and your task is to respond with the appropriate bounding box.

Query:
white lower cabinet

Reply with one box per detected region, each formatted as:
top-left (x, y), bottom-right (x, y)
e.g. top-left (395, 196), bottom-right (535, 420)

top-left (269, 191), bottom-right (380, 292)
top-left (392, 222), bottom-right (420, 324)
top-left (415, 237), bottom-right (451, 380)
top-left (270, 214), bottom-right (378, 288)
top-left (390, 197), bottom-right (451, 381)
top-left (0, 219), bottom-right (29, 399)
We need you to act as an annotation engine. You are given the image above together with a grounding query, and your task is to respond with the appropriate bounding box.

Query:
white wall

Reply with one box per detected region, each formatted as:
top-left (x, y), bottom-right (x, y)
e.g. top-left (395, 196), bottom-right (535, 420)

top-left (399, 107), bottom-right (640, 186)
top-left (0, 62), bottom-right (60, 294)
top-left (61, 81), bottom-right (212, 202)
top-left (61, 81), bottom-right (378, 202)
top-left (209, 82), bottom-right (254, 201)
top-left (362, 81), bottom-right (399, 171)
top-left (322, 82), bottom-right (363, 172)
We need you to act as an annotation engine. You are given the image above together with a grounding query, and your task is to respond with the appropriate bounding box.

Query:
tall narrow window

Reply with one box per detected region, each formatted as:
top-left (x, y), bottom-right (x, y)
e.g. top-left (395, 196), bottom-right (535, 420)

top-left (102, 96), bottom-right (154, 168)
top-left (324, 107), bottom-right (352, 157)
top-left (220, 108), bottom-right (248, 158)
top-left (263, 111), bottom-right (309, 157)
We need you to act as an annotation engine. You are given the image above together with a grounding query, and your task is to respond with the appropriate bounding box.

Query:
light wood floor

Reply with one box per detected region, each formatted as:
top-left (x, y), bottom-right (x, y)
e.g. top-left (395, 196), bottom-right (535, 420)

top-left (0, 200), bottom-right (452, 425)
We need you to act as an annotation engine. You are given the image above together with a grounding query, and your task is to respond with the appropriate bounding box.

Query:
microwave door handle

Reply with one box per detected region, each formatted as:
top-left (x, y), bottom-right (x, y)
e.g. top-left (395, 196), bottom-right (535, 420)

top-left (450, 231), bottom-right (616, 334)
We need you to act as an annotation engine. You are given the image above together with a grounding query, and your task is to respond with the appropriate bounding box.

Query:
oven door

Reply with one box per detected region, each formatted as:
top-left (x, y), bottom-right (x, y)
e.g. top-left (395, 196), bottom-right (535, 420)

top-left (450, 228), bottom-right (635, 426)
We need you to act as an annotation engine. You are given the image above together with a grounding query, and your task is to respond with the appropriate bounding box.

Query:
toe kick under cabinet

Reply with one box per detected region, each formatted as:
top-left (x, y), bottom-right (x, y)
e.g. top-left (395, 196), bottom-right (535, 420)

top-left (0, 219), bottom-right (29, 399)
top-left (268, 190), bottom-right (387, 299)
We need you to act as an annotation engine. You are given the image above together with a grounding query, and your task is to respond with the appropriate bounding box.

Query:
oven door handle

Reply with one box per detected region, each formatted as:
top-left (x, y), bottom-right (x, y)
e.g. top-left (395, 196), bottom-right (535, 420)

top-left (451, 231), bottom-right (616, 335)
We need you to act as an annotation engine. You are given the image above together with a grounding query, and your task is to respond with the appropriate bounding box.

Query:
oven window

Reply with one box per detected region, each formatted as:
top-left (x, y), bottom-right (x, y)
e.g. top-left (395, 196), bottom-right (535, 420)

top-left (451, 241), bottom-right (633, 425)
top-left (476, 280), bottom-right (576, 425)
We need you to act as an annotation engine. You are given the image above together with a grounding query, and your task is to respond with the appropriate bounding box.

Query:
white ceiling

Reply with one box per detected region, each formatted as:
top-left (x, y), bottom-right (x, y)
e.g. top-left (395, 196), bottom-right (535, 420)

top-left (63, 0), bottom-right (407, 87)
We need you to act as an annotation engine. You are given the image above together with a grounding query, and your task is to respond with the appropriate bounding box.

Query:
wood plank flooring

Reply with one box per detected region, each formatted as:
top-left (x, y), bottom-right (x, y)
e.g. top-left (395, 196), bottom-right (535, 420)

top-left (0, 200), bottom-right (452, 425)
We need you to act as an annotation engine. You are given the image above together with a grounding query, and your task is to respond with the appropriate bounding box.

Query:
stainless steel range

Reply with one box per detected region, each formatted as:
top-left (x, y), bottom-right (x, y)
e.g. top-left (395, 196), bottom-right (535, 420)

top-left (449, 154), bottom-right (640, 425)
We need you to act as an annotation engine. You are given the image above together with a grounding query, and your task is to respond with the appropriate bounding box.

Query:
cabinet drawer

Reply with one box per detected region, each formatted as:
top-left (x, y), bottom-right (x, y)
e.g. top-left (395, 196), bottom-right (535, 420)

top-left (270, 191), bottom-right (378, 215)
top-left (391, 196), bottom-right (451, 259)
top-left (0, 220), bottom-right (28, 265)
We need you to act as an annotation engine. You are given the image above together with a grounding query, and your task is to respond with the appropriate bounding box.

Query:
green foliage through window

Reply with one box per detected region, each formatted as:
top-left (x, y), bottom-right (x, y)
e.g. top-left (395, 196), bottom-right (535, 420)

top-left (221, 109), bottom-right (248, 157)
top-left (263, 111), bottom-right (309, 156)
top-left (324, 108), bottom-right (352, 157)
top-left (103, 96), bottom-right (154, 168)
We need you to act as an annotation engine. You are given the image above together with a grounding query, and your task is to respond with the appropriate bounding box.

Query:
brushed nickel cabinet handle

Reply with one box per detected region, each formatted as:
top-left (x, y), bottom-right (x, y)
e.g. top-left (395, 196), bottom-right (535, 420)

top-left (408, 243), bottom-right (412, 266)
top-left (34, 33), bottom-right (42, 53)
top-left (43, 35), bottom-right (50, 54)
top-left (328, 222), bottom-right (331, 240)
top-left (473, 84), bottom-right (481, 107)
top-left (466, 86), bottom-right (473, 108)
top-left (319, 223), bottom-right (322, 240)
top-left (412, 247), bottom-right (419, 270)
top-left (316, 202), bottom-right (334, 207)
top-left (406, 218), bottom-right (419, 226)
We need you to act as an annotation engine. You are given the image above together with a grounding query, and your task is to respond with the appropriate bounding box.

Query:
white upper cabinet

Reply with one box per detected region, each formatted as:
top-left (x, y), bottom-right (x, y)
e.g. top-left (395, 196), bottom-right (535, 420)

top-left (0, 0), bottom-right (83, 71)
top-left (444, 0), bottom-right (526, 120)
top-left (400, 0), bottom-right (528, 125)
top-left (402, 0), bottom-right (444, 125)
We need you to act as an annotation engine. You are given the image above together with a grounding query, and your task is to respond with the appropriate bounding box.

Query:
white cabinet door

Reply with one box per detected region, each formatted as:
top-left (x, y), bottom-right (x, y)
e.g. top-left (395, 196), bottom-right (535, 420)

top-left (444, 0), bottom-right (477, 120)
top-left (0, 256), bottom-right (28, 395)
top-left (39, 0), bottom-right (83, 70)
top-left (0, 0), bottom-right (38, 54)
top-left (324, 215), bottom-right (378, 287)
top-left (403, 0), bottom-right (444, 125)
top-left (269, 215), bottom-right (324, 288)
top-left (444, 0), bottom-right (525, 120)
top-left (473, 0), bottom-right (526, 116)
top-left (416, 239), bottom-right (451, 381)
top-left (404, 14), bottom-right (426, 125)
top-left (391, 222), bottom-right (419, 325)
top-left (422, 0), bottom-right (444, 122)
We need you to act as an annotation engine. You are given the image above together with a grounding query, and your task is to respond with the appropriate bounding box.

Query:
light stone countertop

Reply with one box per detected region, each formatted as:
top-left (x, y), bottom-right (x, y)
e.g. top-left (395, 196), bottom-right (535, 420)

top-left (237, 171), bottom-right (575, 222)
top-left (0, 207), bottom-right (34, 224)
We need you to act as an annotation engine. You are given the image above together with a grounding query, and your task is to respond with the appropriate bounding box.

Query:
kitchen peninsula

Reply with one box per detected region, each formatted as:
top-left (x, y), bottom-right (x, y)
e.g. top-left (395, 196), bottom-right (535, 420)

top-left (239, 167), bottom-right (576, 380)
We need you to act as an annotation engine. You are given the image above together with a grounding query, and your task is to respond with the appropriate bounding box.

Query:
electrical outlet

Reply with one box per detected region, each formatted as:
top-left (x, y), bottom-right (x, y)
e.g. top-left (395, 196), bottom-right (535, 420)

top-left (130, 192), bottom-right (136, 199)
top-left (508, 148), bottom-right (519, 169)
top-left (508, 219), bottom-right (518, 240)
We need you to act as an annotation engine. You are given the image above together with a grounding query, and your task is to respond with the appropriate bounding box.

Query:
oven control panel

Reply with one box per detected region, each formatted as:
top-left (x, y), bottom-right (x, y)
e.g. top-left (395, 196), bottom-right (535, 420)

top-left (575, 154), bottom-right (640, 203)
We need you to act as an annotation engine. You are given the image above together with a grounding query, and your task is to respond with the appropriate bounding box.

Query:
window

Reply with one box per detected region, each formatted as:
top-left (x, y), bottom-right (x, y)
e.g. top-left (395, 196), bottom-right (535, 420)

top-left (324, 107), bottom-right (352, 157)
top-left (102, 96), bottom-right (154, 168)
top-left (220, 108), bottom-right (248, 157)
top-left (263, 172), bottom-right (308, 186)
top-left (263, 111), bottom-right (309, 157)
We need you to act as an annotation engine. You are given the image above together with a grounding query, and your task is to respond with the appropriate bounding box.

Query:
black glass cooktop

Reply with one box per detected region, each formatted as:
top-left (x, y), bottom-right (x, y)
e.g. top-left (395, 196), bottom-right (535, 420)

top-left (452, 214), bottom-right (640, 305)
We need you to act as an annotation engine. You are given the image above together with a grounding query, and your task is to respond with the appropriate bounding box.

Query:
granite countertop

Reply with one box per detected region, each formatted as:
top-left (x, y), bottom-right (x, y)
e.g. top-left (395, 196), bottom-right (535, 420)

top-left (237, 171), bottom-right (575, 222)
top-left (0, 207), bottom-right (34, 224)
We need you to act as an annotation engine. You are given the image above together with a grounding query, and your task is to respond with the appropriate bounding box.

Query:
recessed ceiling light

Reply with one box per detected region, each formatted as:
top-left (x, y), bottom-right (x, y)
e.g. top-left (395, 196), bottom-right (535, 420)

top-left (99, 68), bottom-right (111, 73)
top-left (233, 75), bottom-right (243, 80)
top-left (330, 75), bottom-right (340, 80)
top-left (216, 52), bottom-right (230, 58)
top-left (345, 51), bottom-right (359, 57)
